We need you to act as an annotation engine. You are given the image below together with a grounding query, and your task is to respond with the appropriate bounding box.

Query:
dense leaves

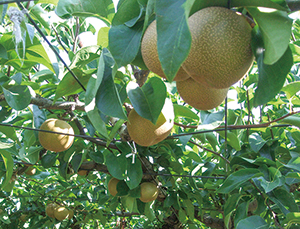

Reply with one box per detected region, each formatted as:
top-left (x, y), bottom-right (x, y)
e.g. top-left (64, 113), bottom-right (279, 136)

top-left (0, 0), bottom-right (299, 229)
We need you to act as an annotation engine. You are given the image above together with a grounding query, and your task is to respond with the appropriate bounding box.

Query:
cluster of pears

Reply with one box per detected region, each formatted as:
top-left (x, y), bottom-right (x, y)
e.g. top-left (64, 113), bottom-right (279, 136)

top-left (38, 118), bottom-right (74, 152)
top-left (108, 178), bottom-right (159, 203)
top-left (45, 203), bottom-right (74, 221)
top-left (141, 7), bottom-right (254, 110)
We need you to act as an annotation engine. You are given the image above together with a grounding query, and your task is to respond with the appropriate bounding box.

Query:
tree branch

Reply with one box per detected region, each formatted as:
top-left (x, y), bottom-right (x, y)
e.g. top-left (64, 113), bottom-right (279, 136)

top-left (0, 94), bottom-right (85, 111)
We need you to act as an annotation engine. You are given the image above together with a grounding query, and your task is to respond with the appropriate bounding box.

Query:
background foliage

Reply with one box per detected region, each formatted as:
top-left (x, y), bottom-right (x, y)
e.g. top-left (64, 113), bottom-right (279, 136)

top-left (0, 0), bottom-right (299, 228)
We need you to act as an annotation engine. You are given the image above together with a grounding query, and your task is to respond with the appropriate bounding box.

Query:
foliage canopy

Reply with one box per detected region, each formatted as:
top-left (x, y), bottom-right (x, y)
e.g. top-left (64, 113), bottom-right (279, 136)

top-left (0, 0), bottom-right (299, 228)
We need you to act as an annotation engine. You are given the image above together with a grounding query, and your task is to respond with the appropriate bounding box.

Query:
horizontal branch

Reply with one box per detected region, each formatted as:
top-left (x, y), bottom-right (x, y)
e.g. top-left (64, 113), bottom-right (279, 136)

top-left (172, 111), bottom-right (299, 137)
top-left (0, 94), bottom-right (85, 111)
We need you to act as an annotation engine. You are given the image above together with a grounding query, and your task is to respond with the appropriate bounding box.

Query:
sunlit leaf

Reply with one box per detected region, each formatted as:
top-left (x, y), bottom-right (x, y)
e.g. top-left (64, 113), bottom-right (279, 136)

top-left (2, 85), bottom-right (31, 110)
top-left (156, 0), bottom-right (193, 81)
top-left (56, 0), bottom-right (115, 23)
top-left (109, 22), bottom-right (143, 67)
top-left (247, 8), bottom-right (292, 65)
top-left (217, 169), bottom-right (262, 193)
top-left (127, 77), bottom-right (166, 124)
top-left (236, 215), bottom-right (269, 229)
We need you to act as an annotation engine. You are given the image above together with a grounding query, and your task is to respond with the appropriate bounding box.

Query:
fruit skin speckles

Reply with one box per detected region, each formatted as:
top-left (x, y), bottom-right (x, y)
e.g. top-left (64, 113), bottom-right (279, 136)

top-left (177, 77), bottom-right (229, 110)
top-left (38, 118), bottom-right (74, 153)
top-left (182, 7), bottom-right (254, 89)
top-left (127, 98), bottom-right (174, 147)
top-left (108, 177), bottom-right (120, 196)
top-left (141, 20), bottom-right (190, 81)
top-left (139, 182), bottom-right (159, 203)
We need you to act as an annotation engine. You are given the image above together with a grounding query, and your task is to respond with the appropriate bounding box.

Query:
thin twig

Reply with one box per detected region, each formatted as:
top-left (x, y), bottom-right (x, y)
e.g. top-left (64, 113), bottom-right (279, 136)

top-left (188, 140), bottom-right (230, 164)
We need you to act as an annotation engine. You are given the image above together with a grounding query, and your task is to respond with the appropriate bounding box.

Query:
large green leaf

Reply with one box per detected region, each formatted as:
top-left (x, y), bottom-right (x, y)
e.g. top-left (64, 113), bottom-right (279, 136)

top-left (268, 188), bottom-right (298, 215)
top-left (253, 45), bottom-right (293, 107)
top-left (2, 85), bottom-right (31, 111)
top-left (258, 167), bottom-right (285, 193)
top-left (126, 159), bottom-right (143, 190)
top-left (0, 150), bottom-right (14, 189)
top-left (112, 0), bottom-right (144, 26)
top-left (156, 0), bottom-right (193, 81)
top-left (85, 54), bottom-right (110, 139)
top-left (283, 212), bottom-right (300, 227)
top-left (247, 7), bottom-right (292, 65)
top-left (54, 68), bottom-right (96, 101)
top-left (0, 33), bottom-right (55, 74)
top-left (236, 216), bottom-right (269, 229)
top-left (279, 114), bottom-right (300, 129)
top-left (249, 133), bottom-right (266, 153)
top-left (0, 125), bottom-right (17, 142)
top-left (127, 77), bottom-right (166, 124)
top-left (106, 153), bottom-right (127, 180)
top-left (30, 4), bottom-right (51, 34)
top-left (217, 169), bottom-right (262, 193)
top-left (218, 131), bottom-right (241, 151)
top-left (173, 104), bottom-right (199, 121)
top-left (56, 0), bottom-right (115, 24)
top-left (282, 81), bottom-right (300, 99)
top-left (95, 49), bottom-right (127, 120)
top-left (224, 193), bottom-right (243, 228)
top-left (109, 21), bottom-right (144, 67)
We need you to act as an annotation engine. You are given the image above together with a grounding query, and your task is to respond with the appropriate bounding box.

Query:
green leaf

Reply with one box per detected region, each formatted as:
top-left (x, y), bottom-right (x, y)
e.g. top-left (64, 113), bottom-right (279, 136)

top-left (95, 49), bottom-right (127, 120)
top-left (0, 34), bottom-right (54, 74)
top-left (112, 0), bottom-right (142, 26)
top-left (234, 202), bottom-right (248, 227)
top-left (26, 45), bottom-right (55, 73)
top-left (249, 133), bottom-right (266, 153)
top-left (283, 212), bottom-right (300, 226)
top-left (285, 155), bottom-right (300, 172)
top-left (258, 167), bottom-right (285, 193)
top-left (218, 131), bottom-right (241, 151)
top-left (126, 159), bottom-right (143, 190)
top-left (0, 150), bottom-right (14, 189)
top-left (173, 104), bottom-right (199, 121)
top-left (156, 0), bottom-right (193, 81)
top-left (0, 125), bottom-right (17, 142)
top-left (247, 8), bottom-right (292, 65)
top-left (0, 44), bottom-right (8, 59)
top-left (279, 115), bottom-right (300, 129)
top-left (56, 0), bottom-right (114, 24)
top-left (69, 45), bottom-right (101, 69)
top-left (127, 77), bottom-right (166, 124)
top-left (2, 85), bottom-right (31, 110)
top-left (224, 193), bottom-right (243, 228)
top-left (54, 68), bottom-right (96, 101)
top-left (182, 199), bottom-right (194, 220)
top-left (253, 45), bottom-right (293, 107)
top-left (282, 81), bottom-right (300, 99)
top-left (41, 153), bottom-right (58, 168)
top-left (106, 153), bottom-right (127, 180)
top-left (144, 201), bottom-right (156, 221)
top-left (268, 188), bottom-right (298, 215)
top-left (236, 216), bottom-right (268, 229)
top-left (30, 4), bottom-right (51, 34)
top-left (85, 55), bottom-right (109, 139)
top-left (97, 27), bottom-right (110, 48)
top-left (217, 169), bottom-right (262, 193)
top-left (109, 21), bottom-right (143, 67)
